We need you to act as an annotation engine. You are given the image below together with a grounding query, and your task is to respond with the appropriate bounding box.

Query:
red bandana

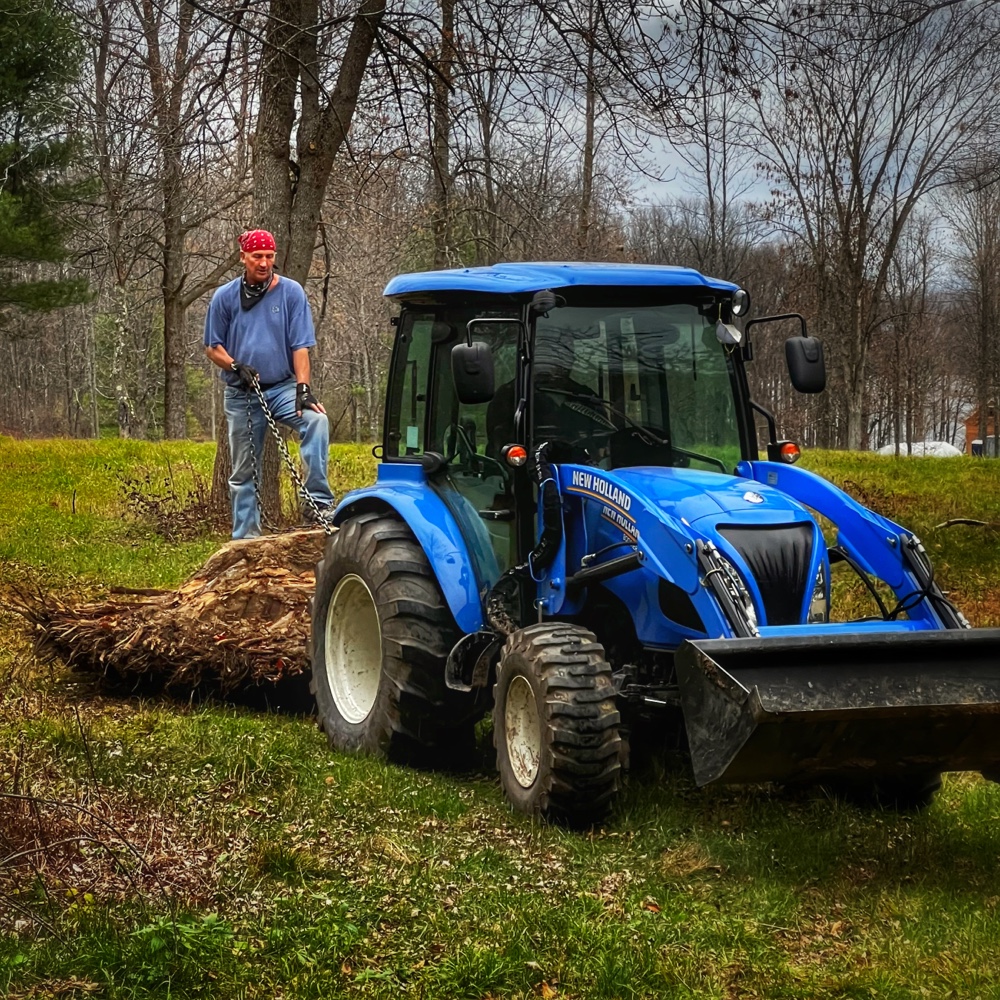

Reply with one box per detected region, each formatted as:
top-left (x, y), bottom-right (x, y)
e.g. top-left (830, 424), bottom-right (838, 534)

top-left (238, 229), bottom-right (276, 253)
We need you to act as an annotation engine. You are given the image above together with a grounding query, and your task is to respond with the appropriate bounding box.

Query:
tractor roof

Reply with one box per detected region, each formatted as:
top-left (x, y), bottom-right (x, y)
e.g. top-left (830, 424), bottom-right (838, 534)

top-left (383, 262), bottom-right (738, 300)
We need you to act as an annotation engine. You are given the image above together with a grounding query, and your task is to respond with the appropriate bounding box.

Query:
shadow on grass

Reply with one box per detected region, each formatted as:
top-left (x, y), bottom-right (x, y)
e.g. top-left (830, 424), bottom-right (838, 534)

top-left (613, 755), bottom-right (1000, 902)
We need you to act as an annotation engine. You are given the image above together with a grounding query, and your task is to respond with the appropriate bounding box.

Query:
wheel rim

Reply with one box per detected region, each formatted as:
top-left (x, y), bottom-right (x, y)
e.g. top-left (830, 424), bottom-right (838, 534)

top-left (324, 574), bottom-right (382, 725)
top-left (504, 674), bottom-right (541, 787)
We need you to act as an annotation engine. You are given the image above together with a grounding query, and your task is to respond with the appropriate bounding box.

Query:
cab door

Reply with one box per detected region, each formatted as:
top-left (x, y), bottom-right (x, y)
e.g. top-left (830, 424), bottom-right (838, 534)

top-left (433, 317), bottom-right (520, 579)
top-left (384, 310), bottom-right (519, 591)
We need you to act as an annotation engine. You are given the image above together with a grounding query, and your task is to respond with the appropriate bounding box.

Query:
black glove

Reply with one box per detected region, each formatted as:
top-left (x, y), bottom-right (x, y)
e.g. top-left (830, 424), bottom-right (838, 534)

top-left (231, 361), bottom-right (259, 389)
top-left (296, 382), bottom-right (319, 412)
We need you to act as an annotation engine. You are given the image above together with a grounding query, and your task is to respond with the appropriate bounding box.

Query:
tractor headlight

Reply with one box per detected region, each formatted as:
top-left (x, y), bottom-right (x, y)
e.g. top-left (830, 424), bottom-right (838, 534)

top-left (698, 540), bottom-right (759, 637)
top-left (807, 565), bottom-right (828, 623)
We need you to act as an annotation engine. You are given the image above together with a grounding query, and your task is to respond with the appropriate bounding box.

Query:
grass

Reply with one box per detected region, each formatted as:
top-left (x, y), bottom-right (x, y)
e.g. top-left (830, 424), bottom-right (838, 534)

top-left (0, 438), bottom-right (221, 590)
top-left (4, 441), bottom-right (1000, 998)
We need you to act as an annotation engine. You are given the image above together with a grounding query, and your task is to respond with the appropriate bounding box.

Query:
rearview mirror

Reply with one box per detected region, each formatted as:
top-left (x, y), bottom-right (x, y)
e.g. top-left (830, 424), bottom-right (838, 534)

top-left (785, 336), bottom-right (826, 393)
top-left (451, 342), bottom-right (495, 404)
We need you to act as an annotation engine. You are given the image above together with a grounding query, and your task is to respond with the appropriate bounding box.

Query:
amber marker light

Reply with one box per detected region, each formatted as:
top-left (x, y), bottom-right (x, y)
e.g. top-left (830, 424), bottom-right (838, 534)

top-left (780, 441), bottom-right (801, 464)
top-left (502, 444), bottom-right (528, 467)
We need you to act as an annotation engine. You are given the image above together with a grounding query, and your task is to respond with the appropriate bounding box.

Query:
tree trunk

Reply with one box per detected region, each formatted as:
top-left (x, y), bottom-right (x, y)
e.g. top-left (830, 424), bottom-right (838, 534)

top-left (210, 395), bottom-right (231, 519)
top-left (431, 0), bottom-right (454, 269)
top-left (139, 0), bottom-right (194, 438)
top-left (252, 0), bottom-right (300, 262)
top-left (162, 268), bottom-right (187, 438)
top-left (254, 0), bottom-right (385, 284)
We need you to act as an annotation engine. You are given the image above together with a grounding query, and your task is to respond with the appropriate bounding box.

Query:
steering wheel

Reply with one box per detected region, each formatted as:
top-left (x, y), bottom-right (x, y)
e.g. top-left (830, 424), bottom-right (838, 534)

top-left (559, 396), bottom-right (617, 433)
top-left (443, 422), bottom-right (509, 480)
top-left (532, 388), bottom-right (615, 462)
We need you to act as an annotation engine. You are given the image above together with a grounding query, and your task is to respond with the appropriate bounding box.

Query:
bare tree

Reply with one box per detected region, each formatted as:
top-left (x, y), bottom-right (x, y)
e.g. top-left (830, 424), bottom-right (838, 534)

top-left (133, 0), bottom-right (242, 436)
top-left (253, 0), bottom-right (386, 283)
top-left (314, 156), bottom-right (414, 440)
top-left (869, 214), bottom-right (943, 452)
top-left (944, 172), bottom-right (1000, 455)
top-left (78, 0), bottom-right (248, 437)
top-left (739, 0), bottom-right (1000, 449)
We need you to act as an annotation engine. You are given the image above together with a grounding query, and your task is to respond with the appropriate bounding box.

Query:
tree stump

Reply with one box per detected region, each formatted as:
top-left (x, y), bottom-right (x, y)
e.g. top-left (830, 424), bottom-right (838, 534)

top-left (13, 530), bottom-right (327, 695)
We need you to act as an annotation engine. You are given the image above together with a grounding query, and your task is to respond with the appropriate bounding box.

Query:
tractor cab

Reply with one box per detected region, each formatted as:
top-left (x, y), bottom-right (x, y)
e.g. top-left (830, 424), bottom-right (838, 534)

top-left (381, 268), bottom-right (762, 591)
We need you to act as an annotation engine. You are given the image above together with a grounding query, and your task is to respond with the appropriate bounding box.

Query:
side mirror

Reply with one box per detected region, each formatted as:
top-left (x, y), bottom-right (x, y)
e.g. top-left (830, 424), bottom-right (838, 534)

top-left (785, 336), bottom-right (826, 393)
top-left (451, 341), bottom-right (495, 404)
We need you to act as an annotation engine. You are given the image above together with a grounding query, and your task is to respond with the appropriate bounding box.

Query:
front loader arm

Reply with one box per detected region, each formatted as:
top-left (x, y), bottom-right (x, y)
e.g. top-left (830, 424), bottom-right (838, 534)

top-left (736, 460), bottom-right (948, 628)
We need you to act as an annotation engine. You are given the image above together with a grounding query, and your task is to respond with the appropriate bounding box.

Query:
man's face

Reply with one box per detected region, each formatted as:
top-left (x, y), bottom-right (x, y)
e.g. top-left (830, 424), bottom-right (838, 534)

top-left (241, 249), bottom-right (275, 284)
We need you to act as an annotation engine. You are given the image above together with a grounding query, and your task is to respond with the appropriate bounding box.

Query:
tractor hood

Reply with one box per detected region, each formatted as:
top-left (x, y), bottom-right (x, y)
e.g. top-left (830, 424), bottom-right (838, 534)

top-left (557, 463), bottom-right (827, 640)
top-left (611, 466), bottom-right (810, 526)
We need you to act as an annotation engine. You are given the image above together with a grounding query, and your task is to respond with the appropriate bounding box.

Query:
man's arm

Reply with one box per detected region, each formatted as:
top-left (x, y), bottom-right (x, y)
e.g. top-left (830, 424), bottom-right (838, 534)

top-left (207, 344), bottom-right (259, 388)
top-left (293, 347), bottom-right (326, 415)
top-left (205, 344), bottom-right (235, 370)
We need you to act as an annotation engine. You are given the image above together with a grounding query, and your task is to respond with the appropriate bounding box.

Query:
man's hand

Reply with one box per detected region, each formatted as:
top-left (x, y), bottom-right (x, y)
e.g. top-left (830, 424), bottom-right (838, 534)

top-left (296, 382), bottom-right (323, 415)
top-left (231, 361), bottom-right (259, 389)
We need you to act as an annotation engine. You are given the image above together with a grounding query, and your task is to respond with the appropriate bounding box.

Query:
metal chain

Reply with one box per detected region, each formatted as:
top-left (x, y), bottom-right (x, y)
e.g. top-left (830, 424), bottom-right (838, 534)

top-left (244, 394), bottom-right (282, 533)
top-left (243, 379), bottom-right (335, 536)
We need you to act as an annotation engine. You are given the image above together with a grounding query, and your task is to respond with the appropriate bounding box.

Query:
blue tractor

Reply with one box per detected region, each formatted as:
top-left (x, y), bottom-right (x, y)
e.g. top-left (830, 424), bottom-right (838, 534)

top-left (310, 262), bottom-right (1000, 823)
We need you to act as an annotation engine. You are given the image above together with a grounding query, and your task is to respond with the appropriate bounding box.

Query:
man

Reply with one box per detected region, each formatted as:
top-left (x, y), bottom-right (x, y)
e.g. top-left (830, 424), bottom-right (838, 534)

top-left (488, 329), bottom-right (613, 463)
top-left (204, 229), bottom-right (336, 539)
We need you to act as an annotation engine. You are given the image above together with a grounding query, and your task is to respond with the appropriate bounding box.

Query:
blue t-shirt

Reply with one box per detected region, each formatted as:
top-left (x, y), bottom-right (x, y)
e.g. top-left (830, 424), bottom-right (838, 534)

top-left (204, 276), bottom-right (316, 387)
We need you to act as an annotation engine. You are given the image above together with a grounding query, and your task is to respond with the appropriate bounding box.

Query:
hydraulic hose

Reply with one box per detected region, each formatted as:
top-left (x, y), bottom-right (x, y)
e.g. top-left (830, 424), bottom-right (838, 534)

top-left (484, 440), bottom-right (563, 635)
top-left (527, 440), bottom-right (563, 577)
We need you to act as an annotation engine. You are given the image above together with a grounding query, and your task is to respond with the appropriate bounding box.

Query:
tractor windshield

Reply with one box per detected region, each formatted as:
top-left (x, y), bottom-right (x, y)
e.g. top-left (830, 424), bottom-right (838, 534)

top-left (532, 301), bottom-right (742, 473)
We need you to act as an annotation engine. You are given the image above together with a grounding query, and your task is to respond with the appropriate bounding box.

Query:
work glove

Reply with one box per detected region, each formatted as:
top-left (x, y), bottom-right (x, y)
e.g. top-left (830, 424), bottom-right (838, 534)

top-left (231, 361), bottom-right (259, 389)
top-left (296, 382), bottom-right (320, 413)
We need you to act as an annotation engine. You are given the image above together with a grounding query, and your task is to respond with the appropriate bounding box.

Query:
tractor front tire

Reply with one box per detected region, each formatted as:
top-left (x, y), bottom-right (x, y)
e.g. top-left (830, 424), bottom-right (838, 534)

top-left (493, 622), bottom-right (622, 825)
top-left (311, 511), bottom-right (481, 761)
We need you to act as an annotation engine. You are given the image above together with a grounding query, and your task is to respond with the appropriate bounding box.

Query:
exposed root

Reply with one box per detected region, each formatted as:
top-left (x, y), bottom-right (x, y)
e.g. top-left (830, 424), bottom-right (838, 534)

top-left (10, 530), bottom-right (326, 694)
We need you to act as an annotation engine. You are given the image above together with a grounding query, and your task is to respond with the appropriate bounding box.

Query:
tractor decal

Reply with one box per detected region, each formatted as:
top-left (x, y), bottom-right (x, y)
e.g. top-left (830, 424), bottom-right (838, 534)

top-left (567, 469), bottom-right (633, 513)
top-left (600, 505), bottom-right (639, 542)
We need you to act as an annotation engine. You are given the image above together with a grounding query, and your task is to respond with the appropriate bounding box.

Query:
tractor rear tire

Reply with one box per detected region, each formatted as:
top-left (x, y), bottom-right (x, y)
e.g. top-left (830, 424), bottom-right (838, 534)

top-left (493, 622), bottom-right (622, 825)
top-left (311, 511), bottom-right (483, 762)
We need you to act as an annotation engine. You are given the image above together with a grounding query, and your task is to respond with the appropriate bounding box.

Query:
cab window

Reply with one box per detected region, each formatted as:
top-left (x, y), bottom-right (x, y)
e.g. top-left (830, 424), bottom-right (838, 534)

top-left (386, 313), bottom-right (435, 457)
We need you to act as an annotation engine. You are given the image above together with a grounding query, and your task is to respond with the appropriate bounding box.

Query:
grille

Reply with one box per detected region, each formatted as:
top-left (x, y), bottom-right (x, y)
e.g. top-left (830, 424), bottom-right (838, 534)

top-left (717, 523), bottom-right (815, 626)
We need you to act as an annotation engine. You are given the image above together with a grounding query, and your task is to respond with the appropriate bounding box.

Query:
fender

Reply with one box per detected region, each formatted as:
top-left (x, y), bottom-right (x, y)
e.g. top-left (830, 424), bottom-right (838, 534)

top-left (332, 463), bottom-right (485, 634)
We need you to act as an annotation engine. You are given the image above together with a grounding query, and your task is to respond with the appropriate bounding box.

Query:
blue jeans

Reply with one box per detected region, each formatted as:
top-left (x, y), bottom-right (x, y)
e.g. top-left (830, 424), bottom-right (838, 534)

top-left (223, 379), bottom-right (335, 539)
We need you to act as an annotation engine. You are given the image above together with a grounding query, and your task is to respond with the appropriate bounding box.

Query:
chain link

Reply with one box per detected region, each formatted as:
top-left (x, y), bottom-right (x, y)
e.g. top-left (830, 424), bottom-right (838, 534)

top-left (242, 378), bottom-right (335, 536)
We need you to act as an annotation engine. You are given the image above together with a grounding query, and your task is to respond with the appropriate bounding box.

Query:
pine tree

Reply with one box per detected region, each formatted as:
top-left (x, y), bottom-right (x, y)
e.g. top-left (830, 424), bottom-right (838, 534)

top-left (0, 0), bottom-right (89, 313)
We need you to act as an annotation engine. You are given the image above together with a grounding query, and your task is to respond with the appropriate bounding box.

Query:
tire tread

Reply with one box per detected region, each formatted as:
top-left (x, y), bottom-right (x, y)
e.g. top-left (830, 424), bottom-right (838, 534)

top-left (311, 513), bottom-right (484, 757)
top-left (494, 622), bottom-right (621, 824)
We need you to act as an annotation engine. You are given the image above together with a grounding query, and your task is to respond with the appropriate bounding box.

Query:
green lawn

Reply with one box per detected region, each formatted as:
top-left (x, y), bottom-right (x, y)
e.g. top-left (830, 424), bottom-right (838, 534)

top-left (3, 439), bottom-right (1000, 999)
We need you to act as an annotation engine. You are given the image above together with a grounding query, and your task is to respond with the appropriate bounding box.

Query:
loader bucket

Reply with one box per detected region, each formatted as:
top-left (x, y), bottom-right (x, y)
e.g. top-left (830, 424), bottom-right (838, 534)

top-left (674, 630), bottom-right (1000, 787)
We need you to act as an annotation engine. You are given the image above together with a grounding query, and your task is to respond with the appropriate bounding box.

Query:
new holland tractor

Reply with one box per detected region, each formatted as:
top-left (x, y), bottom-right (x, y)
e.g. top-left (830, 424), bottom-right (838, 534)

top-left (310, 262), bottom-right (1000, 823)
